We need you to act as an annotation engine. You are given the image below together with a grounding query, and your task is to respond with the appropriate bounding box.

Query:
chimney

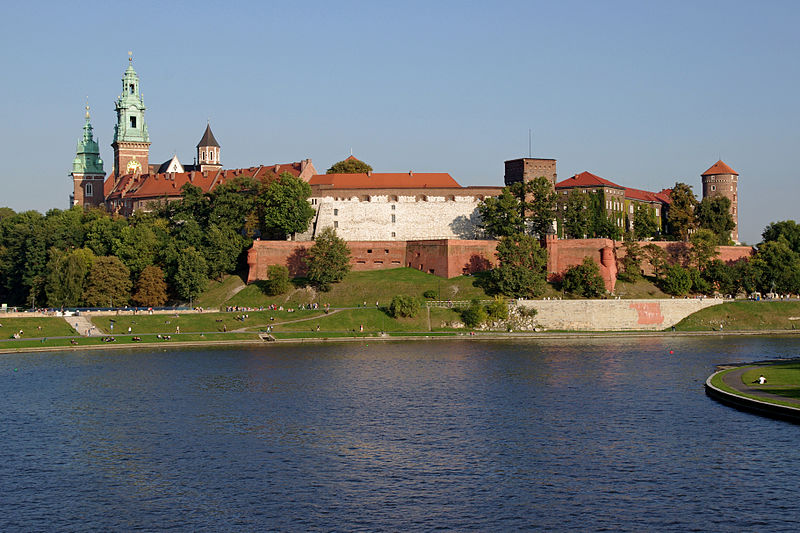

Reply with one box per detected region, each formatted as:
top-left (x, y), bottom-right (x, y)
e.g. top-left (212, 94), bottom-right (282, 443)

top-left (409, 171), bottom-right (413, 176)
top-left (367, 171), bottom-right (372, 177)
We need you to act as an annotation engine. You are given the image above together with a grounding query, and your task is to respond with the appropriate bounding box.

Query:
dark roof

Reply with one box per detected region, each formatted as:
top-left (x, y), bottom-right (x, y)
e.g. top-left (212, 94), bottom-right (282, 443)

top-left (196, 124), bottom-right (220, 148)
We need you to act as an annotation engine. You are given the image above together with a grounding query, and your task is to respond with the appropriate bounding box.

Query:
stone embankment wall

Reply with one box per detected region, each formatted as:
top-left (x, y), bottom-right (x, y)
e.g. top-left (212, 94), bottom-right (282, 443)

top-left (516, 298), bottom-right (726, 331)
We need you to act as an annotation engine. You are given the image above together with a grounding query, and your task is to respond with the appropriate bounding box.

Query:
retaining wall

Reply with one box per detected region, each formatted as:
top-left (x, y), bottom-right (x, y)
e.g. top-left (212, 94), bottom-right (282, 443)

top-left (516, 298), bottom-right (726, 331)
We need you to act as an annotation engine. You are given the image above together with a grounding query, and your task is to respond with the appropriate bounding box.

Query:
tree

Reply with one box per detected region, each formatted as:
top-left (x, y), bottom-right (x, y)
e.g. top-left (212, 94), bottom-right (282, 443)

top-left (689, 229), bottom-right (719, 271)
top-left (327, 156), bottom-right (373, 174)
top-left (489, 234), bottom-right (548, 298)
top-left (461, 299), bottom-right (488, 328)
top-left (306, 227), bottom-right (351, 291)
top-left (111, 220), bottom-right (161, 277)
top-left (204, 223), bottom-right (247, 279)
top-left (132, 265), bottom-right (168, 307)
top-left (84, 256), bottom-right (132, 307)
top-left (173, 246), bottom-right (208, 301)
top-left (258, 172), bottom-right (316, 239)
top-left (617, 241), bottom-right (644, 283)
top-left (667, 182), bottom-right (698, 240)
top-left (751, 240), bottom-right (800, 294)
top-left (562, 189), bottom-right (590, 238)
top-left (519, 177), bottom-right (558, 238)
top-left (762, 220), bottom-right (800, 254)
top-left (478, 188), bottom-right (525, 237)
top-left (632, 203), bottom-right (659, 240)
top-left (644, 243), bottom-right (668, 279)
top-left (485, 296), bottom-right (509, 320)
top-left (389, 295), bottom-right (421, 318)
top-left (661, 264), bottom-right (692, 296)
top-left (264, 265), bottom-right (290, 296)
top-left (208, 176), bottom-right (258, 232)
top-left (704, 259), bottom-right (741, 296)
top-left (45, 247), bottom-right (95, 308)
top-left (696, 196), bottom-right (735, 244)
top-left (561, 257), bottom-right (606, 298)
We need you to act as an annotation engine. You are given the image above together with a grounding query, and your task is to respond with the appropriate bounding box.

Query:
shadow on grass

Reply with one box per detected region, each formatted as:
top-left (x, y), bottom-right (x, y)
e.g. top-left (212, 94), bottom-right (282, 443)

top-left (761, 388), bottom-right (800, 400)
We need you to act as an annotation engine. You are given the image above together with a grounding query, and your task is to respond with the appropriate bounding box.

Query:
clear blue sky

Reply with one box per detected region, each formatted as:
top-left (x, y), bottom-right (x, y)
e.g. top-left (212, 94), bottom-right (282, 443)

top-left (1, 0), bottom-right (797, 244)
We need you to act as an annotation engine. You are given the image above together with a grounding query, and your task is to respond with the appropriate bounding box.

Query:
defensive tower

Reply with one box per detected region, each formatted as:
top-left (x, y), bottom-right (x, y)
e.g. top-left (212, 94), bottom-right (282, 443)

top-left (701, 160), bottom-right (739, 243)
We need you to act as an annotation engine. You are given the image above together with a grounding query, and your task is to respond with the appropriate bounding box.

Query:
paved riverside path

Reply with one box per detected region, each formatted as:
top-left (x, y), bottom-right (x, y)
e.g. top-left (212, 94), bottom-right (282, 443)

top-left (720, 365), bottom-right (800, 407)
top-left (64, 315), bottom-right (101, 337)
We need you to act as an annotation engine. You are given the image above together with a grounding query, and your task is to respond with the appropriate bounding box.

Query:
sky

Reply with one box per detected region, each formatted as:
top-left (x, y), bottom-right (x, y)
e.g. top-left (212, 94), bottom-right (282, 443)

top-left (1, 0), bottom-right (798, 244)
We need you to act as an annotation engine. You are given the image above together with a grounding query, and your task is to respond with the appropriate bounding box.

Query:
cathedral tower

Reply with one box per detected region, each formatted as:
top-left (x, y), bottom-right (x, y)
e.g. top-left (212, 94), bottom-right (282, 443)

top-left (701, 160), bottom-right (739, 243)
top-left (196, 123), bottom-right (222, 172)
top-left (112, 53), bottom-right (150, 179)
top-left (70, 103), bottom-right (106, 208)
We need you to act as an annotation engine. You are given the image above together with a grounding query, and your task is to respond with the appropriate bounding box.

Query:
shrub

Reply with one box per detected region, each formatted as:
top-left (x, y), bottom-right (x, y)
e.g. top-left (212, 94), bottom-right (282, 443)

top-left (561, 257), bottom-right (605, 298)
top-left (265, 265), bottom-right (291, 296)
top-left (485, 297), bottom-right (509, 320)
top-left (389, 295), bottom-right (421, 318)
top-left (422, 289), bottom-right (437, 299)
top-left (661, 264), bottom-right (692, 296)
top-left (461, 299), bottom-right (487, 328)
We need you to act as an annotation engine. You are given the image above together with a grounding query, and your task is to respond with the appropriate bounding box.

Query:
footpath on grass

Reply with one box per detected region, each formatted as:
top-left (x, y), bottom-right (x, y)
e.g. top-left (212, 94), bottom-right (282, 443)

top-left (706, 361), bottom-right (800, 423)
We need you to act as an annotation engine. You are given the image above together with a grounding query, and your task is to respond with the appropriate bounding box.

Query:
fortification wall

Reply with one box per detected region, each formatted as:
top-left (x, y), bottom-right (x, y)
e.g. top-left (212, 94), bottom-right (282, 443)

top-left (516, 298), bottom-right (725, 331)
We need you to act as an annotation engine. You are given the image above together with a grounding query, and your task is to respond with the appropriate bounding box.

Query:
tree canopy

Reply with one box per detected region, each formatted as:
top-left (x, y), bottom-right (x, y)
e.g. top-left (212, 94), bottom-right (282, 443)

top-left (696, 195), bottom-right (735, 244)
top-left (305, 227), bottom-right (351, 291)
top-left (479, 177), bottom-right (556, 238)
top-left (667, 182), bottom-right (698, 240)
top-left (489, 234), bottom-right (548, 298)
top-left (326, 157), bottom-right (373, 174)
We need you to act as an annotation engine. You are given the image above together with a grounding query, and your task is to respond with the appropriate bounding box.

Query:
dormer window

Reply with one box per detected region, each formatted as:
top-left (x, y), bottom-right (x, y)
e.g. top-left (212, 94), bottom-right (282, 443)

top-left (130, 116), bottom-right (136, 128)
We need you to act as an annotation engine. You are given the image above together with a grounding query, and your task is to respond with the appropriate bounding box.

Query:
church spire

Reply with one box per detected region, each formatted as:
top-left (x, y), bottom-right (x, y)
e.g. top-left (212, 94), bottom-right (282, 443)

top-left (112, 53), bottom-right (150, 177)
top-left (71, 101), bottom-right (106, 207)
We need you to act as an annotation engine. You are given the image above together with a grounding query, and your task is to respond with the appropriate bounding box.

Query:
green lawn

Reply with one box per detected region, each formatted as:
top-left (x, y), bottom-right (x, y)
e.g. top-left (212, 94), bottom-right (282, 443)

top-left (0, 317), bottom-right (77, 339)
top-left (268, 307), bottom-right (465, 334)
top-left (194, 274), bottom-right (246, 309)
top-left (90, 309), bottom-right (323, 334)
top-left (0, 332), bottom-right (260, 351)
top-left (741, 361), bottom-right (800, 401)
top-left (226, 268), bottom-right (491, 308)
top-left (674, 301), bottom-right (800, 331)
top-left (613, 276), bottom-right (669, 299)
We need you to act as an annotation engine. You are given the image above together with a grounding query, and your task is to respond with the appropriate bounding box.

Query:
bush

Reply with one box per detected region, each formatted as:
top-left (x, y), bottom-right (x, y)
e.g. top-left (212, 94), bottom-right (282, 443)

top-left (389, 295), bottom-right (421, 318)
top-left (661, 264), bottom-right (692, 296)
top-left (461, 299), bottom-right (488, 328)
top-left (265, 265), bottom-right (291, 296)
top-left (561, 257), bottom-right (605, 298)
top-left (422, 289), bottom-right (437, 299)
top-left (485, 297), bottom-right (509, 320)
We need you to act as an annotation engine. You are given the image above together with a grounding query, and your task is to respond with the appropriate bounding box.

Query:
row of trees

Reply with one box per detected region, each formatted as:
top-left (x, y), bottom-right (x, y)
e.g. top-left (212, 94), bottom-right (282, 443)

top-left (477, 178), bottom-right (736, 244)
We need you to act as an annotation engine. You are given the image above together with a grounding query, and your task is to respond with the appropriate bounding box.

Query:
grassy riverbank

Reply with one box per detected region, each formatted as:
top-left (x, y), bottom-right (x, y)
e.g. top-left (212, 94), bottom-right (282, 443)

top-left (674, 301), bottom-right (800, 331)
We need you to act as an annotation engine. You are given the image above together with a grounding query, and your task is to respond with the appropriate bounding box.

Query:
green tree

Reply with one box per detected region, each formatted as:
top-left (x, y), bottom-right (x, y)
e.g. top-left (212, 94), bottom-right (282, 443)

top-left (689, 229), bottom-right (719, 271)
top-left (762, 220), bottom-right (800, 253)
top-left (306, 227), bottom-right (351, 291)
top-left (661, 264), bottom-right (692, 296)
top-left (489, 234), bottom-right (548, 298)
top-left (696, 196), bottom-right (735, 244)
top-left (204, 223), bottom-right (247, 279)
top-left (632, 203), bottom-right (659, 240)
top-left (751, 240), bottom-right (800, 294)
top-left (112, 219), bottom-right (161, 277)
top-left (327, 157), bottom-right (373, 174)
top-left (704, 259), bottom-right (740, 296)
top-left (44, 247), bottom-right (95, 308)
top-left (264, 265), bottom-right (291, 296)
top-left (174, 246), bottom-right (208, 301)
top-left (561, 257), bottom-right (606, 298)
top-left (667, 182), bottom-right (698, 240)
top-left (389, 295), bottom-right (421, 318)
top-left (84, 256), bottom-right (132, 307)
top-left (519, 177), bottom-right (558, 238)
top-left (132, 265), bottom-right (168, 307)
top-left (485, 296), bottom-right (509, 320)
top-left (208, 176), bottom-right (259, 232)
top-left (644, 243), bottom-right (669, 279)
top-left (562, 189), bottom-right (590, 238)
top-left (617, 241), bottom-right (644, 283)
top-left (0, 210), bottom-right (48, 306)
top-left (258, 172), bottom-right (315, 239)
top-left (478, 188), bottom-right (525, 237)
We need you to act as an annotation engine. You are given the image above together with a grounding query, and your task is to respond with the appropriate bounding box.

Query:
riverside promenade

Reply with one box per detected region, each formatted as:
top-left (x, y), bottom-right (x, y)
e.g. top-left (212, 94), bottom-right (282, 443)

top-left (706, 362), bottom-right (800, 423)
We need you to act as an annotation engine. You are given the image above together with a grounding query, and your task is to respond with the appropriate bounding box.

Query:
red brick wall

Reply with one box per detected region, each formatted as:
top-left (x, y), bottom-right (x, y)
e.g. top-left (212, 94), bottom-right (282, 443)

top-left (545, 238), bottom-right (618, 292)
top-left (406, 240), bottom-right (497, 277)
top-left (615, 241), bottom-right (754, 276)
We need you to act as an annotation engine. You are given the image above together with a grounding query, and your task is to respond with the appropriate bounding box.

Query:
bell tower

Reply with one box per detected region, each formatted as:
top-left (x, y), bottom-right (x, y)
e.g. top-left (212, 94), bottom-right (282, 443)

top-left (196, 123), bottom-right (222, 172)
top-left (112, 52), bottom-right (150, 179)
top-left (70, 103), bottom-right (106, 207)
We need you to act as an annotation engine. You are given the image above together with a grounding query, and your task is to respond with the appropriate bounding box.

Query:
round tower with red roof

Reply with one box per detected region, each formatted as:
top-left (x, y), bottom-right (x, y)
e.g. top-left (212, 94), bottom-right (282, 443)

top-left (701, 160), bottom-right (739, 242)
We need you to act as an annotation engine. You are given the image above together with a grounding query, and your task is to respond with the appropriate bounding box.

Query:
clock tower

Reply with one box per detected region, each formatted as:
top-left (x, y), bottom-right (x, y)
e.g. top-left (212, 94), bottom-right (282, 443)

top-left (112, 53), bottom-right (150, 180)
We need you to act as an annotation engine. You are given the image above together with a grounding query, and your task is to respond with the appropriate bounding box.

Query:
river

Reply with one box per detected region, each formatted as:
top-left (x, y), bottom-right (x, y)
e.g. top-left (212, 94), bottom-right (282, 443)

top-left (2, 336), bottom-right (799, 531)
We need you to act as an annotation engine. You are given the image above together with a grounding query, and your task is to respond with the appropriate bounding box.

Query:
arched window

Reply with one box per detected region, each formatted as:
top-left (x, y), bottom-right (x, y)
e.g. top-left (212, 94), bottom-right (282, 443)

top-left (130, 116), bottom-right (136, 128)
top-left (85, 183), bottom-right (93, 196)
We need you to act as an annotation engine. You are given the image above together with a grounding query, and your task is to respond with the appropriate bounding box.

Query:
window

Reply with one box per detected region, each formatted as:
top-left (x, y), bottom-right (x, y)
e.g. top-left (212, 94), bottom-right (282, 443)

top-left (385, 249), bottom-right (389, 254)
top-left (391, 214), bottom-right (396, 223)
top-left (391, 204), bottom-right (396, 210)
top-left (130, 116), bottom-right (136, 128)
top-left (333, 208), bottom-right (338, 216)
top-left (367, 249), bottom-right (373, 254)
top-left (391, 232), bottom-right (396, 237)
top-left (710, 185), bottom-right (716, 191)
top-left (334, 221), bottom-right (338, 228)
top-left (129, 84), bottom-right (134, 95)
top-left (201, 151), bottom-right (206, 161)
top-left (85, 183), bottom-right (93, 196)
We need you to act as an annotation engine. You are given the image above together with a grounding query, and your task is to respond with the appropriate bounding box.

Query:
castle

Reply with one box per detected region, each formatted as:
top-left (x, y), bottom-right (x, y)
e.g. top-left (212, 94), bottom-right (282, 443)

top-left (70, 57), bottom-right (744, 289)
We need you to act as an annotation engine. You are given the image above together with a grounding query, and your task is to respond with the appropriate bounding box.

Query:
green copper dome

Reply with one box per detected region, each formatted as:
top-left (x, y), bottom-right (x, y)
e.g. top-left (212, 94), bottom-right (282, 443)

top-left (72, 106), bottom-right (105, 175)
top-left (113, 56), bottom-right (149, 144)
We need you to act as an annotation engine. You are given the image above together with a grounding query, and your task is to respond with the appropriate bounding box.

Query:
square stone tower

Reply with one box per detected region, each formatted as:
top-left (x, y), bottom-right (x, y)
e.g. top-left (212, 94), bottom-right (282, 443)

top-left (504, 158), bottom-right (557, 187)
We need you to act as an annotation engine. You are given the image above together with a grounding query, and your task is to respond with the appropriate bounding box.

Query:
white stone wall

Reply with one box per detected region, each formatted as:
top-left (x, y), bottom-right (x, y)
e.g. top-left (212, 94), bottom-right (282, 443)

top-left (305, 194), bottom-right (484, 241)
top-left (516, 298), bottom-right (726, 331)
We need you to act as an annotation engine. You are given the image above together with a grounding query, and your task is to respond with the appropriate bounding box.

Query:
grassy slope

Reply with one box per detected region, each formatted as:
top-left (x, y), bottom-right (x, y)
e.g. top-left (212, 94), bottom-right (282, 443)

top-left (90, 310), bottom-right (324, 334)
top-left (0, 317), bottom-right (76, 339)
top-left (741, 362), bottom-right (800, 401)
top-left (613, 277), bottom-right (668, 299)
top-left (674, 301), bottom-right (800, 331)
top-left (194, 274), bottom-right (245, 308)
top-left (227, 268), bottom-right (491, 308)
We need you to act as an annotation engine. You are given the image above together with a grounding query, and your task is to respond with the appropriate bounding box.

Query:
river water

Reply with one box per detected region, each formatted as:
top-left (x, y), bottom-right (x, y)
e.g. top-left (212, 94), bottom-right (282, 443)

top-left (2, 336), bottom-right (799, 531)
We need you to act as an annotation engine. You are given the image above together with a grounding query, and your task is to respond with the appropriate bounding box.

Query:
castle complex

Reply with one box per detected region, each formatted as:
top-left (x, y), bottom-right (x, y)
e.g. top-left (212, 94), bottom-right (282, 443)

top-left (70, 58), bottom-right (744, 288)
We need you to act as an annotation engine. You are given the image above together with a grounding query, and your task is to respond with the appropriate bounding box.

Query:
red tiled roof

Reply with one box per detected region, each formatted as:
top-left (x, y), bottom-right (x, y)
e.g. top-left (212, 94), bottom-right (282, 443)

top-left (702, 160), bottom-right (738, 176)
top-left (308, 172), bottom-right (461, 189)
top-left (624, 187), bottom-right (661, 203)
top-left (655, 188), bottom-right (672, 204)
top-left (105, 163), bottom-right (304, 201)
top-left (555, 171), bottom-right (624, 189)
